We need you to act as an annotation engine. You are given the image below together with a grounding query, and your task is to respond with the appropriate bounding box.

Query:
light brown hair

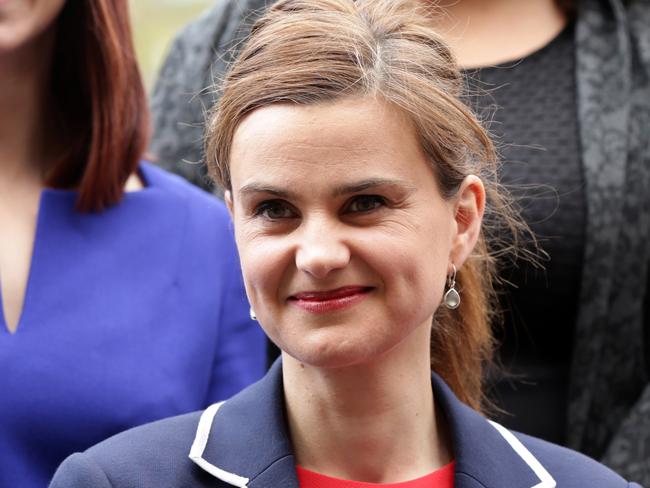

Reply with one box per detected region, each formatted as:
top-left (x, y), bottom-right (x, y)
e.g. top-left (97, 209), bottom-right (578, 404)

top-left (206, 0), bottom-right (527, 411)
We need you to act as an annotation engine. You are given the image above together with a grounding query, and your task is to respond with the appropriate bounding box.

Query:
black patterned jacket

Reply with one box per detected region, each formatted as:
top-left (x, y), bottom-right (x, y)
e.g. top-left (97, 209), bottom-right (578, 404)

top-left (149, 0), bottom-right (650, 484)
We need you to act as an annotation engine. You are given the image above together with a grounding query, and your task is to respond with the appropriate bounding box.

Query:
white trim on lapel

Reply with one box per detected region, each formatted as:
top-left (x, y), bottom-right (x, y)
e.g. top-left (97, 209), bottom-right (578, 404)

top-left (489, 421), bottom-right (557, 488)
top-left (189, 402), bottom-right (250, 487)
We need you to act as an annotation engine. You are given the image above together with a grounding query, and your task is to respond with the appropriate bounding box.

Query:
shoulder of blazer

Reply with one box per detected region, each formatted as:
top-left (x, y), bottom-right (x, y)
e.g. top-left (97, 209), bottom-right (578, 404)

top-left (50, 411), bottom-right (226, 487)
top-left (508, 430), bottom-right (635, 488)
top-left (429, 373), bottom-right (632, 488)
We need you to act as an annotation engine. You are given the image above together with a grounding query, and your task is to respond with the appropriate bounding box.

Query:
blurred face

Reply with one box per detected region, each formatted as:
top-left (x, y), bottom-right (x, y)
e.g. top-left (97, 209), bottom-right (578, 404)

top-left (0, 0), bottom-right (66, 54)
top-left (227, 97), bottom-right (468, 369)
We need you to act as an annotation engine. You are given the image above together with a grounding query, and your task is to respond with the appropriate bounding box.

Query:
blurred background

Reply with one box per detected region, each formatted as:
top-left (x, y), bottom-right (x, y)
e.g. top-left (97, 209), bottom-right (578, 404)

top-left (129, 0), bottom-right (214, 91)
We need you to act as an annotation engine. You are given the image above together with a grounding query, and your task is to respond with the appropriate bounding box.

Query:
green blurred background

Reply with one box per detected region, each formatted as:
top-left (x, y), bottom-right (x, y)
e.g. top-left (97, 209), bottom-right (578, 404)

top-left (129, 0), bottom-right (214, 91)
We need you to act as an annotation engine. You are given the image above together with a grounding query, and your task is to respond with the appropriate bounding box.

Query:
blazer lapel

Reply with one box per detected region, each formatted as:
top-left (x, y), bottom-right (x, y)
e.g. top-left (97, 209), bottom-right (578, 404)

top-left (431, 374), bottom-right (556, 488)
top-left (189, 362), bottom-right (556, 488)
top-left (189, 361), bottom-right (299, 487)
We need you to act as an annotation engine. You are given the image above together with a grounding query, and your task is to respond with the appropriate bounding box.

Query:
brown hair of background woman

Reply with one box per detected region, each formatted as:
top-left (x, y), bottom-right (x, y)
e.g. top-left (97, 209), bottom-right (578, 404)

top-left (47, 0), bottom-right (149, 211)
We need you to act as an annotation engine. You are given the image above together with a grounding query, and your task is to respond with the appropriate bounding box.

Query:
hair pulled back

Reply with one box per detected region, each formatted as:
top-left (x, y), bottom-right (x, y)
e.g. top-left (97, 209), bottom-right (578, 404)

top-left (207, 0), bottom-right (526, 411)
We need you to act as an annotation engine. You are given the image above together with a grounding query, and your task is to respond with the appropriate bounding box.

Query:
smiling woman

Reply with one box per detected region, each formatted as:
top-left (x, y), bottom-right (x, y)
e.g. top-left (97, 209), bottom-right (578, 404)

top-left (208, 0), bottom-right (516, 411)
top-left (225, 98), bottom-right (485, 384)
top-left (50, 1), bottom-right (642, 487)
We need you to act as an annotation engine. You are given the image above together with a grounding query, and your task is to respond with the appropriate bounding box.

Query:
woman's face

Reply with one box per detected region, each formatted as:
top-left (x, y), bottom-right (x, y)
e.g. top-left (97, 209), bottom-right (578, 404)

top-left (0, 0), bottom-right (66, 54)
top-left (227, 96), bottom-right (482, 369)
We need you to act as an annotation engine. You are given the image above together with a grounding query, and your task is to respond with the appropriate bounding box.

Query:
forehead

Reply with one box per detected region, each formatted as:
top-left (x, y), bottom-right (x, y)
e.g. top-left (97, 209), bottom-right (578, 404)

top-left (229, 96), bottom-right (436, 191)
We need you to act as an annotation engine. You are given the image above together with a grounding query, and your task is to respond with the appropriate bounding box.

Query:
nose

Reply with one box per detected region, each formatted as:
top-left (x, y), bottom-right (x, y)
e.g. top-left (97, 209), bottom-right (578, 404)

top-left (295, 219), bottom-right (351, 279)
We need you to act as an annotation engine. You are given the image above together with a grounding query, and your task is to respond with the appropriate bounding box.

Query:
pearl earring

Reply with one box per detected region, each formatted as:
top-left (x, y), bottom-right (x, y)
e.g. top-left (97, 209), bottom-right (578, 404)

top-left (444, 264), bottom-right (460, 309)
top-left (249, 307), bottom-right (257, 321)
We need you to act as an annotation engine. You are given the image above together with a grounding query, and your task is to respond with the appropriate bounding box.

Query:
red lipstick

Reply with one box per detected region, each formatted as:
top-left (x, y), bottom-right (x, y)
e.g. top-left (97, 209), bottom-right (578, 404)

top-left (289, 286), bottom-right (372, 313)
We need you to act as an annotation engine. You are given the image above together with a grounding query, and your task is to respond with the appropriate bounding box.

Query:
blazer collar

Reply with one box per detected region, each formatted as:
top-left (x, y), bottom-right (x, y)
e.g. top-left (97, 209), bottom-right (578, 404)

top-left (189, 360), bottom-right (295, 487)
top-left (430, 373), bottom-right (555, 488)
top-left (189, 361), bottom-right (556, 488)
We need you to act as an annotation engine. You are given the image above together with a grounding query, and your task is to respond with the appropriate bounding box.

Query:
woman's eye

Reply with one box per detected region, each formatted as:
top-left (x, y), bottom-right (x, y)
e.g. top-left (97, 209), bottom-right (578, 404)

top-left (255, 200), bottom-right (296, 220)
top-left (346, 195), bottom-right (386, 213)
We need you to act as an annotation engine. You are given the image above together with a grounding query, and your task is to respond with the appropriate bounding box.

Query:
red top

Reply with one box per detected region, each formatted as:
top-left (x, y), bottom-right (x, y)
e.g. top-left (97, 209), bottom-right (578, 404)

top-left (296, 461), bottom-right (455, 488)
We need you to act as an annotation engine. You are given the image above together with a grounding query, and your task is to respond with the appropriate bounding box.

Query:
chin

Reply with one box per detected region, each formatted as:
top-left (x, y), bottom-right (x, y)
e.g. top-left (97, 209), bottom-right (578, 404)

top-left (282, 331), bottom-right (395, 370)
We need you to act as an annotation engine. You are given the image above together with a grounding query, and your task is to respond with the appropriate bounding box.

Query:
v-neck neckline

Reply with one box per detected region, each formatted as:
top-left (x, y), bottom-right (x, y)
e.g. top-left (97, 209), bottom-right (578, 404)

top-left (0, 190), bottom-right (48, 335)
top-left (0, 164), bottom-right (154, 335)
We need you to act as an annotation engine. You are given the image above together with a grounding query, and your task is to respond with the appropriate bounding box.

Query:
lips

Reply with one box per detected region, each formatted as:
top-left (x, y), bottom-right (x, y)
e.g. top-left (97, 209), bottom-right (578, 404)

top-left (288, 286), bottom-right (373, 313)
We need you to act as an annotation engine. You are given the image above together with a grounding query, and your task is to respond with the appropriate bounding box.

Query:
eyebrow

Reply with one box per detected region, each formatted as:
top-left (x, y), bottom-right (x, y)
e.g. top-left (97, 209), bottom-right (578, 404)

top-left (238, 184), bottom-right (295, 199)
top-left (238, 178), bottom-right (416, 200)
top-left (331, 178), bottom-right (416, 197)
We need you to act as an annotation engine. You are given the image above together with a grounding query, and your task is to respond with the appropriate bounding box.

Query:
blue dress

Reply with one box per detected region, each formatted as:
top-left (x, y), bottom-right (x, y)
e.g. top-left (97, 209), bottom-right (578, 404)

top-left (0, 163), bottom-right (267, 487)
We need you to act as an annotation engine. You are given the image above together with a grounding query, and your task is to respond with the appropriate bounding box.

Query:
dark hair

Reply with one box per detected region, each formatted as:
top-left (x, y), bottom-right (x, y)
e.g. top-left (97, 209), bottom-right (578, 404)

top-left (46, 0), bottom-right (149, 212)
top-left (555, 0), bottom-right (577, 18)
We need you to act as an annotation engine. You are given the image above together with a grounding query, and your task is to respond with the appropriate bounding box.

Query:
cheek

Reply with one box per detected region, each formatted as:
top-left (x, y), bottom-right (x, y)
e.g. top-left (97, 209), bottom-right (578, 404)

top-left (380, 248), bottom-right (446, 306)
top-left (234, 231), bottom-right (299, 349)
top-left (365, 221), bottom-right (451, 313)
top-left (235, 230), bottom-right (291, 305)
top-left (0, 0), bottom-right (65, 51)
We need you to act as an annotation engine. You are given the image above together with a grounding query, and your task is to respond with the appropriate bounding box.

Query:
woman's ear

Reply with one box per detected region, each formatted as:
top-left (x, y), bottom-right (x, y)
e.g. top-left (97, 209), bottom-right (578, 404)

top-left (225, 190), bottom-right (234, 219)
top-left (450, 175), bottom-right (485, 267)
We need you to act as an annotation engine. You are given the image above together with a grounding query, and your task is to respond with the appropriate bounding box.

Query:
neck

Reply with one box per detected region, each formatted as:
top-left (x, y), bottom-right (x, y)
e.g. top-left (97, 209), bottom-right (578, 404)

top-left (0, 21), bottom-right (58, 187)
top-left (433, 0), bottom-right (567, 68)
top-left (283, 322), bottom-right (452, 483)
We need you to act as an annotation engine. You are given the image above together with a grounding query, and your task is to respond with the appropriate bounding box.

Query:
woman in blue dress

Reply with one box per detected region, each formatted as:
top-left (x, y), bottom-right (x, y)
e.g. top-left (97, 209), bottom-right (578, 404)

top-left (0, 1), bottom-right (266, 486)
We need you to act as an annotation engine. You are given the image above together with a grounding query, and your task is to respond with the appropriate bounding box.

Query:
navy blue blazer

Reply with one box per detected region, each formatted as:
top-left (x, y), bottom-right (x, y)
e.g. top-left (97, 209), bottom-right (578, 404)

top-left (50, 361), bottom-right (642, 487)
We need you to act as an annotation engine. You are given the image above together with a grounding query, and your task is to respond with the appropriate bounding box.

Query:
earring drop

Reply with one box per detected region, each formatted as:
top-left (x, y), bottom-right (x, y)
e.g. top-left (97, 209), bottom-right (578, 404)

top-left (249, 307), bottom-right (257, 321)
top-left (444, 264), bottom-right (460, 309)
